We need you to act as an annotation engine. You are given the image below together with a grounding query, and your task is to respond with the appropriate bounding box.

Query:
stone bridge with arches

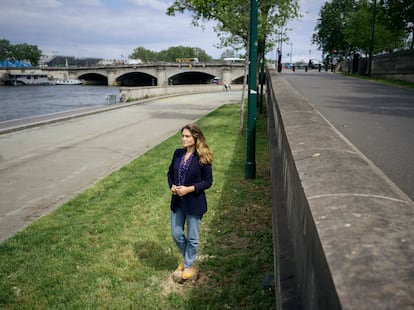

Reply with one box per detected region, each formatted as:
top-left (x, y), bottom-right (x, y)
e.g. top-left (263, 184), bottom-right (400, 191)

top-left (44, 62), bottom-right (246, 86)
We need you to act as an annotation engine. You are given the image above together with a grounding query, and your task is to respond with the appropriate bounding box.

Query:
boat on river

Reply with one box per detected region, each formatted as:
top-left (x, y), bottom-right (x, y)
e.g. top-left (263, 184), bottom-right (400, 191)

top-left (2, 73), bottom-right (55, 86)
top-left (55, 79), bottom-right (82, 85)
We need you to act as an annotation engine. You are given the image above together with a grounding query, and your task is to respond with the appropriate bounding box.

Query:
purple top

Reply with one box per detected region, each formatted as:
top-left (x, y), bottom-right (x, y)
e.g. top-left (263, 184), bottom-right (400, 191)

top-left (177, 153), bottom-right (194, 185)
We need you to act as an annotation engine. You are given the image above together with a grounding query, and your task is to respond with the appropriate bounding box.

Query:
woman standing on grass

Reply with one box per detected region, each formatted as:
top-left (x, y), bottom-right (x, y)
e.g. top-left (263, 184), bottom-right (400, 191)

top-left (167, 123), bottom-right (214, 280)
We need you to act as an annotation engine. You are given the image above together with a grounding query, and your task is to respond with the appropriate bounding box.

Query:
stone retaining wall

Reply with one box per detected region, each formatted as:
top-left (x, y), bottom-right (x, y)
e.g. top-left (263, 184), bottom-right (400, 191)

top-left (372, 49), bottom-right (414, 83)
top-left (120, 84), bottom-right (243, 102)
top-left (266, 68), bottom-right (414, 309)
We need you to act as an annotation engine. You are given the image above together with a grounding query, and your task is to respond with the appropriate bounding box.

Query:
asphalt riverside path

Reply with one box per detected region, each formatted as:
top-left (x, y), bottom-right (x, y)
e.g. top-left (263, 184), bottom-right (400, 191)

top-left (0, 91), bottom-right (243, 243)
top-left (282, 70), bottom-right (414, 203)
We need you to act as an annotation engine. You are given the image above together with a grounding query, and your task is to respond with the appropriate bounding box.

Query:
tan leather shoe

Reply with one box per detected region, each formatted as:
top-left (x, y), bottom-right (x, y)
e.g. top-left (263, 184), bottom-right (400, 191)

top-left (182, 267), bottom-right (195, 280)
top-left (176, 263), bottom-right (184, 272)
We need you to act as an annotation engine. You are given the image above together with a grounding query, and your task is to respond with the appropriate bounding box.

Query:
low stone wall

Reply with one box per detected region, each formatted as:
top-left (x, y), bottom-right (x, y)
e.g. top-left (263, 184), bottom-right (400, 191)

top-left (266, 68), bottom-right (414, 309)
top-left (372, 49), bottom-right (414, 82)
top-left (120, 84), bottom-right (243, 102)
top-left (339, 50), bottom-right (414, 82)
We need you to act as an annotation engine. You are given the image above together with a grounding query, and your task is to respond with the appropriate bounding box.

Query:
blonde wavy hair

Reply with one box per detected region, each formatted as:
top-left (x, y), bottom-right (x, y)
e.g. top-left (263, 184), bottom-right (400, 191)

top-left (181, 124), bottom-right (214, 165)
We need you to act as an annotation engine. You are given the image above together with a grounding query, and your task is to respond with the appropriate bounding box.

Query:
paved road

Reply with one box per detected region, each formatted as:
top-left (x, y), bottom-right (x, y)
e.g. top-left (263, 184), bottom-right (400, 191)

top-left (282, 70), bottom-right (414, 202)
top-left (0, 91), bottom-right (242, 242)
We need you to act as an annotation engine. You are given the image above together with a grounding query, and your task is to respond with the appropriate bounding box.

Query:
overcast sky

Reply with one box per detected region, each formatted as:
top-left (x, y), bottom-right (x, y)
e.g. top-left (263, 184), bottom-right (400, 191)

top-left (0, 0), bottom-right (325, 63)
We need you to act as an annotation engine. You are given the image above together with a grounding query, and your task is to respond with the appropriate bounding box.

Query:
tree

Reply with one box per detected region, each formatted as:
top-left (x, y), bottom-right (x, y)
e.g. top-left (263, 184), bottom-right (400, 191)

top-left (0, 39), bottom-right (13, 60)
top-left (130, 46), bottom-right (212, 62)
top-left (379, 0), bottom-right (414, 49)
top-left (130, 47), bottom-right (157, 62)
top-left (12, 43), bottom-right (42, 66)
top-left (0, 40), bottom-right (42, 66)
top-left (342, 3), bottom-right (372, 55)
top-left (158, 46), bottom-right (212, 62)
top-left (312, 0), bottom-right (356, 57)
top-left (343, 0), bottom-right (406, 55)
top-left (313, 0), bottom-right (412, 58)
top-left (166, 0), bottom-right (300, 61)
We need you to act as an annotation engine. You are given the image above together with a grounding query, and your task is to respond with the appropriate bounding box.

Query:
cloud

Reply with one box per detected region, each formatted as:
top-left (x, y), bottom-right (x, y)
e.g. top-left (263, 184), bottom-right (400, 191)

top-left (0, 0), bottom-right (325, 62)
top-left (127, 0), bottom-right (169, 10)
top-left (0, 0), bottom-right (216, 58)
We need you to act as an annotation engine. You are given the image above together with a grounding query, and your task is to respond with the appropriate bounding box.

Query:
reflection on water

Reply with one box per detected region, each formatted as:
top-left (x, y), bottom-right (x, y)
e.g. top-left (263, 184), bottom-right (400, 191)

top-left (0, 85), bottom-right (119, 122)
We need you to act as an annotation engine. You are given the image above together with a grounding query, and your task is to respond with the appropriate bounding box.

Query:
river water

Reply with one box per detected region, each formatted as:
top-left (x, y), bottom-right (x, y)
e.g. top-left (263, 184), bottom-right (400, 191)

top-left (0, 85), bottom-right (120, 122)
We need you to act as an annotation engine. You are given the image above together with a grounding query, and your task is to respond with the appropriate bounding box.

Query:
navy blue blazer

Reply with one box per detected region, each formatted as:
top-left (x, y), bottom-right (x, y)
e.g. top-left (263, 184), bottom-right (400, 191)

top-left (167, 148), bottom-right (213, 216)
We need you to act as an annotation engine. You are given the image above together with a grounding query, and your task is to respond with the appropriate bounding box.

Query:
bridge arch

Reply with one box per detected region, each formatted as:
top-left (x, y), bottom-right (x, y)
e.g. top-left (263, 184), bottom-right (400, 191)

top-left (232, 75), bottom-right (246, 84)
top-left (78, 73), bottom-right (107, 85)
top-left (169, 71), bottom-right (215, 85)
top-left (116, 72), bottom-right (157, 86)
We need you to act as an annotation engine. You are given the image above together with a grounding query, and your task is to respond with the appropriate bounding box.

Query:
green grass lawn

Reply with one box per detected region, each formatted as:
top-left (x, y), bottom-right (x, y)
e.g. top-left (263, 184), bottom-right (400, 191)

top-left (0, 102), bottom-right (274, 309)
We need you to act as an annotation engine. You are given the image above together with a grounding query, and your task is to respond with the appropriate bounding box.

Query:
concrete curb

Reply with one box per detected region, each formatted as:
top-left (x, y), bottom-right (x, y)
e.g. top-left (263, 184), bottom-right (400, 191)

top-left (266, 68), bottom-right (414, 309)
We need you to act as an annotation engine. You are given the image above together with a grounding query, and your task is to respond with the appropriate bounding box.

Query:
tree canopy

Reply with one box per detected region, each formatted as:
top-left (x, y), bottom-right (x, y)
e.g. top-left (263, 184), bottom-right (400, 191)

top-left (380, 0), bottom-right (413, 49)
top-left (129, 45), bottom-right (212, 62)
top-left (312, 0), bottom-right (412, 58)
top-left (166, 0), bottom-right (300, 58)
top-left (0, 39), bottom-right (42, 66)
top-left (311, 0), bottom-right (355, 56)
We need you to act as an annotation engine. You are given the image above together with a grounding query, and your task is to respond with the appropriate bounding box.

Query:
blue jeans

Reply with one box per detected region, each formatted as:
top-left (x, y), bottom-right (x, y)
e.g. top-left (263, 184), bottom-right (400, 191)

top-left (170, 208), bottom-right (201, 268)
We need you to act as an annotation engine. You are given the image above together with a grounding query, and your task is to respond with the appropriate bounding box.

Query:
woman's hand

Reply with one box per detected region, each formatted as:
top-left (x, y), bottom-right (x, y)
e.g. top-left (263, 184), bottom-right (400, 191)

top-left (171, 184), bottom-right (178, 195)
top-left (174, 185), bottom-right (195, 197)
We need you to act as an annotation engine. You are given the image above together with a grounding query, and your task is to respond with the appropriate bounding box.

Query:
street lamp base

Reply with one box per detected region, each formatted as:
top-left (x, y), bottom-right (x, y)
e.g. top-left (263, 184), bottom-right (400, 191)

top-left (244, 162), bottom-right (256, 179)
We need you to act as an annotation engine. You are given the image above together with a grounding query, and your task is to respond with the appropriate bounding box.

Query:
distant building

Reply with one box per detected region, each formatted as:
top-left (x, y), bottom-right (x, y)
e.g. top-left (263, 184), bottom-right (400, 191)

top-left (97, 59), bottom-right (123, 66)
top-left (96, 58), bottom-right (142, 66)
top-left (41, 55), bottom-right (102, 67)
top-left (223, 57), bottom-right (245, 63)
top-left (126, 58), bottom-right (142, 65)
top-left (37, 54), bottom-right (142, 68)
top-left (39, 54), bottom-right (55, 66)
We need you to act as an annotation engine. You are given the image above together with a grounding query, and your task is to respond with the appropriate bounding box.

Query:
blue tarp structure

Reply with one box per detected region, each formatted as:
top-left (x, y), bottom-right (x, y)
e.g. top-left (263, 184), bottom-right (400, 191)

top-left (0, 60), bottom-right (14, 67)
top-left (14, 61), bottom-right (32, 68)
top-left (0, 60), bottom-right (32, 68)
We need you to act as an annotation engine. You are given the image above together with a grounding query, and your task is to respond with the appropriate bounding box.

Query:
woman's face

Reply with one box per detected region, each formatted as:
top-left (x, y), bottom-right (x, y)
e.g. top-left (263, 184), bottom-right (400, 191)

top-left (181, 128), bottom-right (195, 150)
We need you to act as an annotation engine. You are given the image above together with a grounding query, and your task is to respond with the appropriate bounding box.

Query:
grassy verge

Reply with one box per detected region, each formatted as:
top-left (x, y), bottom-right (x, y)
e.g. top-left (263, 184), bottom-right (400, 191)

top-left (0, 103), bottom-right (274, 309)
